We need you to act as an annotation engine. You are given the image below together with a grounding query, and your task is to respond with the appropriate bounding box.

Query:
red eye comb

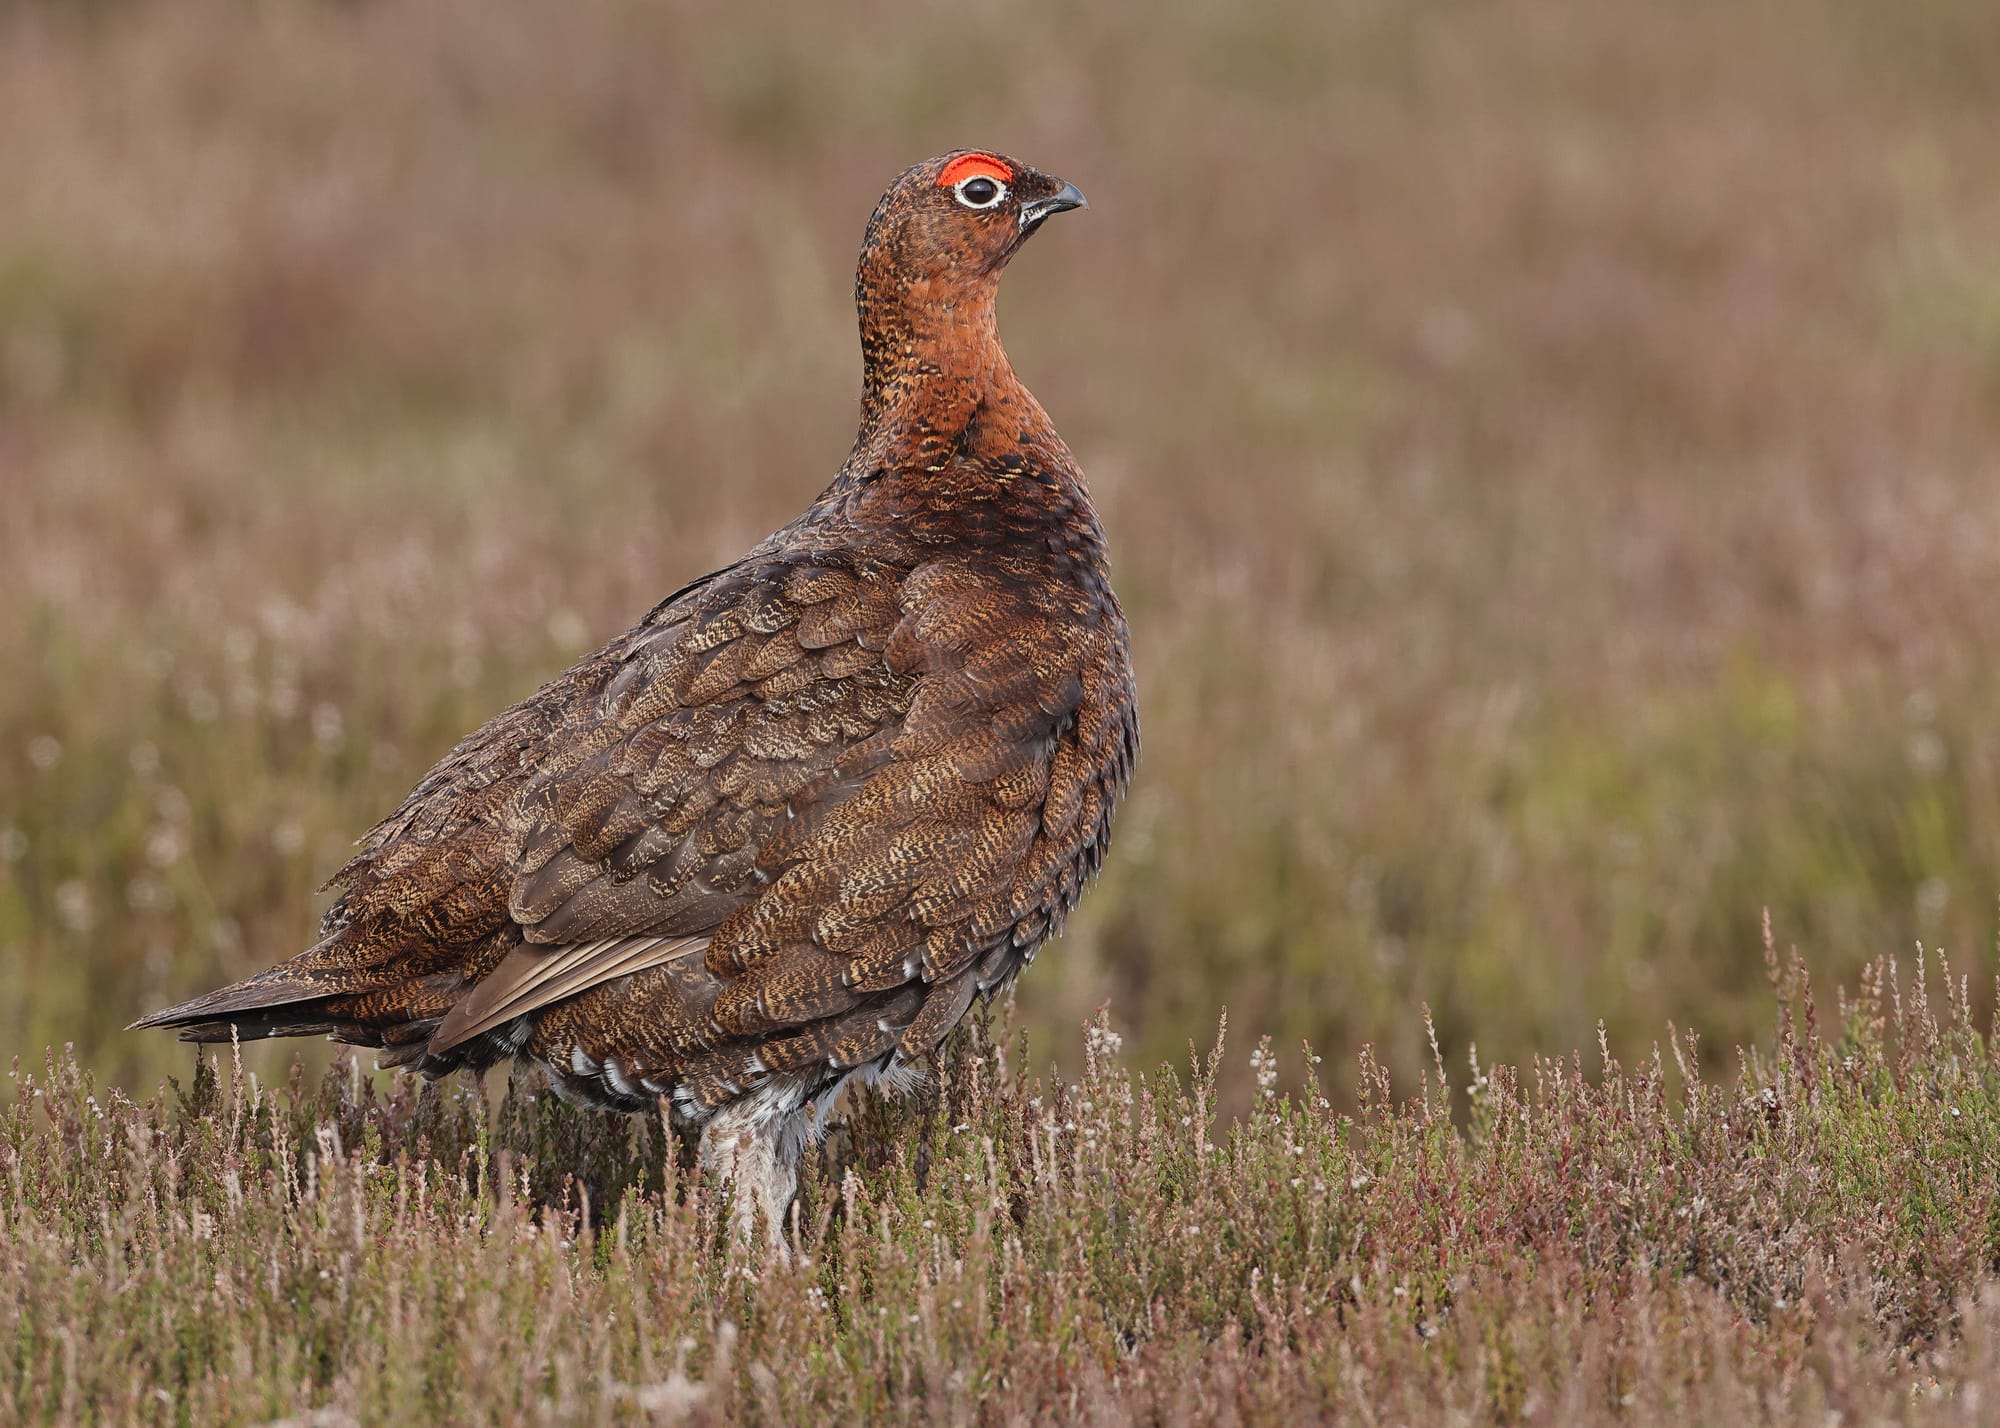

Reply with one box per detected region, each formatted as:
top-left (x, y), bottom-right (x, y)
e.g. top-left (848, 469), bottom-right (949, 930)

top-left (938, 153), bottom-right (1012, 188)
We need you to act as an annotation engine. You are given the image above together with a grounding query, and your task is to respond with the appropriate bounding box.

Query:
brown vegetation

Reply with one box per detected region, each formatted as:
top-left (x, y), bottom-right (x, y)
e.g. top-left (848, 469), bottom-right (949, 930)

top-left (5, 0), bottom-right (2000, 1099)
top-left (8, 956), bottom-right (2000, 1422)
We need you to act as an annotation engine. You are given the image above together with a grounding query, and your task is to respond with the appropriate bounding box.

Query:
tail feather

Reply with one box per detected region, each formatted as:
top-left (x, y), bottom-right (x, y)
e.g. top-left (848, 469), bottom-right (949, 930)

top-left (129, 971), bottom-right (361, 1034)
top-left (128, 927), bottom-right (401, 1031)
top-left (131, 953), bottom-right (517, 1081)
top-left (135, 927), bottom-right (561, 1077)
top-left (129, 933), bottom-right (453, 1059)
top-left (170, 1012), bottom-right (346, 1044)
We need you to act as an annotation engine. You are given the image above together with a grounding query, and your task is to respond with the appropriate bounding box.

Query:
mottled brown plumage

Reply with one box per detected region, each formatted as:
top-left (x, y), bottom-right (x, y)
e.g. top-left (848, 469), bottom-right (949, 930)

top-left (134, 151), bottom-right (1136, 1238)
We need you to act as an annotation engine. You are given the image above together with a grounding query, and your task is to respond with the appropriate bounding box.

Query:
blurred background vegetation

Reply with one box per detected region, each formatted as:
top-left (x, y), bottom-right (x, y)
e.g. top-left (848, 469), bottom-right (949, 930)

top-left (3, 0), bottom-right (2000, 1108)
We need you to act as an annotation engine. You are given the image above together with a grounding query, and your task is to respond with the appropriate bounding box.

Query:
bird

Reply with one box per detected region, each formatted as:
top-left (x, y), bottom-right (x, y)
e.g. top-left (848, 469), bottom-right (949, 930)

top-left (134, 150), bottom-right (1139, 1244)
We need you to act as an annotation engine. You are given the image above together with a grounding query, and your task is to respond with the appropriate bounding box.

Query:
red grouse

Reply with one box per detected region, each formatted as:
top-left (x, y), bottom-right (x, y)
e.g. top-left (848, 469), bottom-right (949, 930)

top-left (136, 151), bottom-right (1138, 1240)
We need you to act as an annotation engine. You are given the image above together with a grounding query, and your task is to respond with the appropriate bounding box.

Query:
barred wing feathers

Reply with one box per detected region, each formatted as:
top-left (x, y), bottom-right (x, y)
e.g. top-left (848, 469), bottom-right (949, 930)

top-left (136, 546), bottom-right (1137, 1112)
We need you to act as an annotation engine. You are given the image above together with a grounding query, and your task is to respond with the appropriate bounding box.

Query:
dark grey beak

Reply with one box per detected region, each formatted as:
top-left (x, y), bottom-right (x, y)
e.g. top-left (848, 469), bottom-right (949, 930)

top-left (1020, 181), bottom-right (1088, 233)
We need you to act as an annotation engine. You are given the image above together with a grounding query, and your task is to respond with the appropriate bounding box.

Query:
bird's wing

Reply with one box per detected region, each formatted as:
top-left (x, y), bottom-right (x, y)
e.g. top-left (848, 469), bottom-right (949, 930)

top-left (301, 543), bottom-right (1132, 1075)
top-left (518, 550), bottom-right (1138, 1096)
top-left (312, 552), bottom-right (902, 1015)
top-left (429, 934), bottom-right (705, 1049)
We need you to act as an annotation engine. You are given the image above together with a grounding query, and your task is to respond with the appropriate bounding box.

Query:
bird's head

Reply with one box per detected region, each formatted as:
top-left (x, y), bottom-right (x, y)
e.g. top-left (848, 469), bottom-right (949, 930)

top-left (850, 151), bottom-right (1086, 428)
top-left (857, 150), bottom-right (1087, 300)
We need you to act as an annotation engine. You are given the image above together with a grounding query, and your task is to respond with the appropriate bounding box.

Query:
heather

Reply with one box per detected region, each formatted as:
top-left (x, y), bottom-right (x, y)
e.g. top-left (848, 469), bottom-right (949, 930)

top-left (6, 0), bottom-right (2000, 1104)
top-left (7, 952), bottom-right (2000, 1423)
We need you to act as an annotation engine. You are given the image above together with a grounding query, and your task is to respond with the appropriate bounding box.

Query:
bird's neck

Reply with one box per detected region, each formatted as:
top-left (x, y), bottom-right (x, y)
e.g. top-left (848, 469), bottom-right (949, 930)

top-left (853, 279), bottom-right (1027, 459)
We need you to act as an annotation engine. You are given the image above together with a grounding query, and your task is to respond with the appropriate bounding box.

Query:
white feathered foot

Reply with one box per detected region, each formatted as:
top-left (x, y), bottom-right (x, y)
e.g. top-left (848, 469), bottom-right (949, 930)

top-left (698, 1079), bottom-right (812, 1260)
top-left (693, 1059), bottom-right (932, 1259)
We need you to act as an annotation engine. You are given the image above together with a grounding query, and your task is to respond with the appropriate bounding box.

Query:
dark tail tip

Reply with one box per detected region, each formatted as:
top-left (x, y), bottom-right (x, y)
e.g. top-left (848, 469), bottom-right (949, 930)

top-left (130, 970), bottom-right (346, 1035)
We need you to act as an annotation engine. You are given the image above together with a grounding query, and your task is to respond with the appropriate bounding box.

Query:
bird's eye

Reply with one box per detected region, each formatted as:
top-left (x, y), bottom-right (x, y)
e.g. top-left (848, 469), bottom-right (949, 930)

top-left (954, 175), bottom-right (1006, 210)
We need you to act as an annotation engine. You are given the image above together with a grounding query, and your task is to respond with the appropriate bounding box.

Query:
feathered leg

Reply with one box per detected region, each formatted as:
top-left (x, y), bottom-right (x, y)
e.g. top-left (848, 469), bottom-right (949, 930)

top-left (698, 1079), bottom-right (811, 1259)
